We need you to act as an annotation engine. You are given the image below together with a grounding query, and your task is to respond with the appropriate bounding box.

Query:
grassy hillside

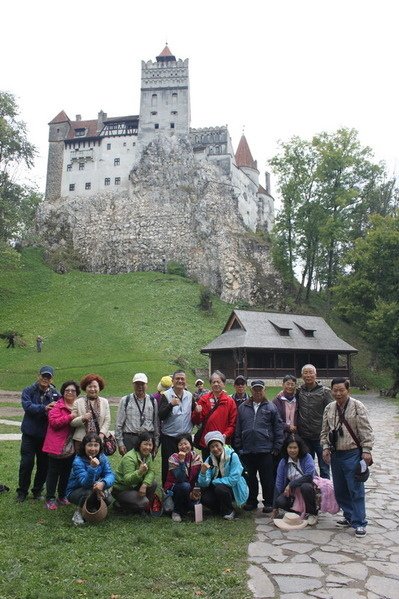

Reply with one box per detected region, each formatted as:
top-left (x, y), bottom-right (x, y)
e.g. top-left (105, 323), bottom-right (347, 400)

top-left (0, 249), bottom-right (232, 395)
top-left (0, 249), bottom-right (391, 395)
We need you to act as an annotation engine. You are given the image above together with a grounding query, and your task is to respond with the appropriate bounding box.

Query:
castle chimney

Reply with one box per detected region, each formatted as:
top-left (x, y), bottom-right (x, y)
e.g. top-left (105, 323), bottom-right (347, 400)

top-left (97, 110), bottom-right (107, 131)
top-left (265, 171), bottom-right (271, 194)
top-left (76, 114), bottom-right (82, 121)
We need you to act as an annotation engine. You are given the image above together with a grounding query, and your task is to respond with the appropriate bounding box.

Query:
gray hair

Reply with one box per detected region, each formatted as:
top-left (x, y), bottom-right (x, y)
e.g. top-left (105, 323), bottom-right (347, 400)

top-left (301, 364), bottom-right (316, 375)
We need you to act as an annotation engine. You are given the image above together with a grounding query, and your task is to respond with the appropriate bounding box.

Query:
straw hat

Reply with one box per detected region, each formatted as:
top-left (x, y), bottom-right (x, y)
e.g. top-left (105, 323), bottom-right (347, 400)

top-left (273, 512), bottom-right (308, 530)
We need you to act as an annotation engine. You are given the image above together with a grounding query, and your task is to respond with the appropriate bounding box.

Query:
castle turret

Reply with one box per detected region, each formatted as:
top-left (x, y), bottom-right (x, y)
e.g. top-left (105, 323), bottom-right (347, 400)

top-left (45, 111), bottom-right (71, 201)
top-left (137, 45), bottom-right (190, 148)
top-left (235, 134), bottom-right (260, 187)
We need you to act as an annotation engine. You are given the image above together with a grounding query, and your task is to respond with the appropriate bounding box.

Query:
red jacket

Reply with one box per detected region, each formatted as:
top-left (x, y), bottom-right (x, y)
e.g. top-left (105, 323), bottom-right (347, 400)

top-left (42, 398), bottom-right (75, 455)
top-left (191, 391), bottom-right (237, 448)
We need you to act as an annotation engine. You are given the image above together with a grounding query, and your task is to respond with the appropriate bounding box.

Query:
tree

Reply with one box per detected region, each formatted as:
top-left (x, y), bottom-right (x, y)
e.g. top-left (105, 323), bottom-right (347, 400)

top-left (334, 214), bottom-right (399, 396)
top-left (0, 91), bottom-right (40, 243)
top-left (270, 128), bottom-right (397, 302)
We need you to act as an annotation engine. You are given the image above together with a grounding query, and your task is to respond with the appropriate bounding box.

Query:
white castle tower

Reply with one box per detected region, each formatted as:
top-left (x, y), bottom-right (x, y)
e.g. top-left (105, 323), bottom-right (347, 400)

top-left (138, 45), bottom-right (190, 148)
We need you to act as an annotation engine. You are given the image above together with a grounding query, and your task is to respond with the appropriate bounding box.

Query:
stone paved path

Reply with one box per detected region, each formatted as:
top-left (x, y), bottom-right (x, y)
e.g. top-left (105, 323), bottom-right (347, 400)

top-left (247, 394), bottom-right (399, 599)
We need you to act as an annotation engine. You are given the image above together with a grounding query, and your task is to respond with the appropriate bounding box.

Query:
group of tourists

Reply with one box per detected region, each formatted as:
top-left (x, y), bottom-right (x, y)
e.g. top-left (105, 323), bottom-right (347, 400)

top-left (15, 363), bottom-right (374, 537)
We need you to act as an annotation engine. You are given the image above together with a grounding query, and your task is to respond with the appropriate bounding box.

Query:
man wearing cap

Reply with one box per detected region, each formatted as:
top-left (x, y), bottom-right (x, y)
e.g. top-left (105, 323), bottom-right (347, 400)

top-left (115, 373), bottom-right (159, 455)
top-left (320, 377), bottom-right (374, 538)
top-left (16, 366), bottom-right (60, 502)
top-left (234, 379), bottom-right (284, 513)
top-left (231, 375), bottom-right (250, 408)
top-left (193, 379), bottom-right (208, 402)
top-left (158, 370), bottom-right (194, 485)
top-left (297, 364), bottom-right (332, 479)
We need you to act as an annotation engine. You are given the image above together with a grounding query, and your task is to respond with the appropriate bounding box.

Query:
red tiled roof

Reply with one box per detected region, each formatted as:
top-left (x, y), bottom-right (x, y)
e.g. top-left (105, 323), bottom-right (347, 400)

top-left (258, 184), bottom-right (267, 194)
top-left (49, 110), bottom-right (70, 125)
top-left (66, 119), bottom-right (99, 139)
top-left (235, 134), bottom-right (256, 169)
top-left (158, 45), bottom-right (173, 57)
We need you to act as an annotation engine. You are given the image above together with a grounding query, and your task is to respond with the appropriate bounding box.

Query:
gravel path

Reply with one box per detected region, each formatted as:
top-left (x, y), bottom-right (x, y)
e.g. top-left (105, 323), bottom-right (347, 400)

top-left (247, 394), bottom-right (399, 599)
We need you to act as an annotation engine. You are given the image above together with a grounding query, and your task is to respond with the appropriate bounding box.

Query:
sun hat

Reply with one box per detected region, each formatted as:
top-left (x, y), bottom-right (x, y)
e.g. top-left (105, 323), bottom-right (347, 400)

top-left (355, 459), bottom-right (370, 482)
top-left (157, 375), bottom-right (172, 392)
top-left (273, 512), bottom-right (308, 530)
top-left (81, 492), bottom-right (108, 523)
top-left (195, 378), bottom-right (204, 386)
top-left (204, 430), bottom-right (225, 447)
top-left (132, 373), bottom-right (148, 384)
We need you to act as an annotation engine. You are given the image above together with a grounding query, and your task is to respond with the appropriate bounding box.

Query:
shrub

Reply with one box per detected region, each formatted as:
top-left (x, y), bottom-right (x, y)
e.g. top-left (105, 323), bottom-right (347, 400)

top-left (199, 287), bottom-right (213, 312)
top-left (166, 261), bottom-right (187, 277)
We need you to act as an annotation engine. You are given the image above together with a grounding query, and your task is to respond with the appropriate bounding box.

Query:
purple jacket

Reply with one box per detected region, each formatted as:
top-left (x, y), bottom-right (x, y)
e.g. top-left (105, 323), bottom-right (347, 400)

top-left (273, 393), bottom-right (298, 435)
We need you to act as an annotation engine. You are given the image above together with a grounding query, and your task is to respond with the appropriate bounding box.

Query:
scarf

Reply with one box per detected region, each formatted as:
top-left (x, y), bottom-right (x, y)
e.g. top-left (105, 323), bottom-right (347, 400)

top-left (210, 448), bottom-right (228, 478)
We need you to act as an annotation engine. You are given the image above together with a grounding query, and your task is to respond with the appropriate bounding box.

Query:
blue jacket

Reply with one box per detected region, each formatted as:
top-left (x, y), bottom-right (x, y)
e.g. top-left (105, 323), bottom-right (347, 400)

top-left (198, 446), bottom-right (249, 507)
top-left (66, 454), bottom-right (115, 498)
top-left (234, 399), bottom-right (284, 454)
top-left (275, 453), bottom-right (316, 495)
top-left (21, 382), bottom-right (61, 438)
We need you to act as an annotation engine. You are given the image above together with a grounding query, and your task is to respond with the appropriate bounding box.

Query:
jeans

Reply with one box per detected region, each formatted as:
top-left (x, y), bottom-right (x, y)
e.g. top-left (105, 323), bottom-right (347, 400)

top-left (201, 483), bottom-right (234, 516)
top-left (241, 452), bottom-right (274, 507)
top-left (303, 437), bottom-right (330, 479)
top-left (46, 455), bottom-right (75, 500)
top-left (173, 482), bottom-right (195, 515)
top-left (17, 433), bottom-right (49, 497)
top-left (331, 449), bottom-right (366, 528)
top-left (69, 486), bottom-right (113, 507)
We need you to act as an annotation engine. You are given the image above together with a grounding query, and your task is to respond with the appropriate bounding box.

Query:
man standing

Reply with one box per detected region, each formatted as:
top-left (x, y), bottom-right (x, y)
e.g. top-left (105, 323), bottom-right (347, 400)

top-left (16, 366), bottom-right (60, 502)
top-left (192, 379), bottom-right (208, 402)
top-left (234, 380), bottom-right (283, 513)
top-left (321, 378), bottom-right (373, 537)
top-left (230, 375), bottom-right (250, 408)
top-left (115, 373), bottom-right (159, 455)
top-left (158, 370), bottom-right (193, 485)
top-left (297, 364), bottom-right (332, 478)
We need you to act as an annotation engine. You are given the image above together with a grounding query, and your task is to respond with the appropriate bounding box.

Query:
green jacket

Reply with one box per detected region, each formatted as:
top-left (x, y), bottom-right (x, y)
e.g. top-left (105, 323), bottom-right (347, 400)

top-left (113, 449), bottom-right (155, 492)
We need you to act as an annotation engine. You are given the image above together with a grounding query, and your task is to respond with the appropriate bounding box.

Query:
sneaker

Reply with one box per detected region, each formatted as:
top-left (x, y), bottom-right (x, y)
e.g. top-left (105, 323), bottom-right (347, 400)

top-left (57, 497), bottom-right (70, 506)
top-left (223, 511), bottom-right (236, 521)
top-left (336, 518), bottom-right (351, 527)
top-left (355, 526), bottom-right (366, 537)
top-left (262, 505), bottom-right (274, 514)
top-left (306, 514), bottom-right (318, 526)
top-left (150, 496), bottom-right (163, 517)
top-left (171, 511), bottom-right (182, 522)
top-left (45, 499), bottom-right (58, 511)
top-left (72, 510), bottom-right (85, 526)
top-left (16, 494), bottom-right (26, 503)
top-left (243, 503), bottom-right (258, 511)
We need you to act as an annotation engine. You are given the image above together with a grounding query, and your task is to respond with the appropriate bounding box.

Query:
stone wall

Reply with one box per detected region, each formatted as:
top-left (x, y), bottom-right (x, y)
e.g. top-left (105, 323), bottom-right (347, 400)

top-left (37, 136), bottom-right (282, 306)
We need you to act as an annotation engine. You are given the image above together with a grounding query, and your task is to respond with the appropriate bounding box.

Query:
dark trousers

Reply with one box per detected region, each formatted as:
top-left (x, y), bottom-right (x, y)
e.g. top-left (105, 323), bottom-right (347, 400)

top-left (173, 482), bottom-right (195, 515)
top-left (275, 482), bottom-right (318, 515)
top-left (241, 452), bottom-right (274, 507)
top-left (201, 483), bottom-right (234, 516)
top-left (160, 434), bottom-right (180, 485)
top-left (122, 433), bottom-right (140, 452)
top-left (303, 437), bottom-right (330, 479)
top-left (46, 455), bottom-right (75, 500)
top-left (69, 486), bottom-right (113, 507)
top-left (113, 481), bottom-right (157, 512)
top-left (17, 433), bottom-right (49, 497)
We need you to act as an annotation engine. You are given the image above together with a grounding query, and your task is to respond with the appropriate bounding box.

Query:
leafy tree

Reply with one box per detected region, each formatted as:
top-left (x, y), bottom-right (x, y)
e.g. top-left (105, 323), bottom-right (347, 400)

top-left (0, 91), bottom-right (40, 243)
top-left (270, 128), bottom-right (397, 302)
top-left (334, 214), bottom-right (399, 395)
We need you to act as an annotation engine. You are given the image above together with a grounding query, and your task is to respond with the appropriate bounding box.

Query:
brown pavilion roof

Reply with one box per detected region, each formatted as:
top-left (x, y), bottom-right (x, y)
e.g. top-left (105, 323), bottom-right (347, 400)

top-left (66, 119), bottom-right (99, 139)
top-left (235, 134), bottom-right (257, 169)
top-left (49, 110), bottom-right (70, 125)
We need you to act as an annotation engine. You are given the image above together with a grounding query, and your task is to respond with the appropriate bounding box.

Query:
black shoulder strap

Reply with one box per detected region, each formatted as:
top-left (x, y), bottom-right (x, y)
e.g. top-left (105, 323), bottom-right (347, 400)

top-left (124, 393), bottom-right (133, 412)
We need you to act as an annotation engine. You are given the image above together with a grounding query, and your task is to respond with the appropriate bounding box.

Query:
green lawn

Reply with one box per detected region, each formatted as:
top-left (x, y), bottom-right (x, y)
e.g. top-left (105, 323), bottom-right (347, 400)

top-left (0, 441), bottom-right (254, 599)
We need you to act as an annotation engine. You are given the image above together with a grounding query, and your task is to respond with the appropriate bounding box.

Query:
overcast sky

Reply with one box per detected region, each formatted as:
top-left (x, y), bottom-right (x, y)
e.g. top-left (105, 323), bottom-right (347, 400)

top-left (3, 0), bottom-right (399, 200)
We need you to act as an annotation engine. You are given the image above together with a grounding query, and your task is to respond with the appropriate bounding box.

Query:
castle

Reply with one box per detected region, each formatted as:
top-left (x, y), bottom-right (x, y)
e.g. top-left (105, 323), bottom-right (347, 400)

top-left (40, 46), bottom-right (281, 306)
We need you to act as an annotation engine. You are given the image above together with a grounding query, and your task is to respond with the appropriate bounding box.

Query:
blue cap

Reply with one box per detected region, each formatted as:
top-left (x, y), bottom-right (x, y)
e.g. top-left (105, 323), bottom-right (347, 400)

top-left (39, 365), bottom-right (54, 377)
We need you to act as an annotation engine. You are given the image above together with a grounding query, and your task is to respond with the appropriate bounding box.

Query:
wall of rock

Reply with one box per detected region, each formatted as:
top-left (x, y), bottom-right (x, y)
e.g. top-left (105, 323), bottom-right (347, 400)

top-left (37, 136), bottom-right (283, 306)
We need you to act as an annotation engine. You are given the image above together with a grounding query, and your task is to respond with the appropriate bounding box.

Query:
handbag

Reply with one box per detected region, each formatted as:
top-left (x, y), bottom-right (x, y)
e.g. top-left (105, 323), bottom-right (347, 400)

top-left (89, 402), bottom-right (116, 456)
top-left (193, 401), bottom-right (220, 449)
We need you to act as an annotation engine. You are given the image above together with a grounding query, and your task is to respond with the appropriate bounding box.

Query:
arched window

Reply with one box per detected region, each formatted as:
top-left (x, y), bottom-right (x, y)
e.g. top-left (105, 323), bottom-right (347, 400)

top-left (151, 94), bottom-right (157, 108)
top-left (172, 93), bottom-right (178, 106)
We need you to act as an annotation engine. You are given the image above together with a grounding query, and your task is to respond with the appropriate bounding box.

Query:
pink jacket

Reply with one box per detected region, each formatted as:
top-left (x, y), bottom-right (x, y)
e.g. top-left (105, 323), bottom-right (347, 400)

top-left (42, 398), bottom-right (75, 455)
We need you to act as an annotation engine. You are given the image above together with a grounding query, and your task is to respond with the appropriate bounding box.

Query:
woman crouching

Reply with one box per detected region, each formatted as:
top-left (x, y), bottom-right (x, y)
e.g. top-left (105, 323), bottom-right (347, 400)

top-left (274, 434), bottom-right (318, 525)
top-left (164, 433), bottom-right (202, 522)
top-left (66, 433), bottom-right (115, 525)
top-left (198, 431), bottom-right (248, 520)
top-left (112, 432), bottom-right (158, 514)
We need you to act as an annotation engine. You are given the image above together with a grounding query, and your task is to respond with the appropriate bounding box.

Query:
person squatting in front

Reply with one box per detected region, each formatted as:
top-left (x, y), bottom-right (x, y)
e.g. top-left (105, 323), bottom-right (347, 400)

top-left (66, 433), bottom-right (115, 525)
top-left (197, 431), bottom-right (249, 520)
top-left (273, 433), bottom-right (318, 526)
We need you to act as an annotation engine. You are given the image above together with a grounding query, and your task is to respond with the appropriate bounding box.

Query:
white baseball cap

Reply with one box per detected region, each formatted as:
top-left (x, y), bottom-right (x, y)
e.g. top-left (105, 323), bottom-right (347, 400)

top-left (132, 373), bottom-right (148, 384)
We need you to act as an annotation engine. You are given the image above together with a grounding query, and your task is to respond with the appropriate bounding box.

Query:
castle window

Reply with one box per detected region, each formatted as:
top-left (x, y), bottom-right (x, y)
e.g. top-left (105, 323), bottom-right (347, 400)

top-left (114, 158), bottom-right (120, 166)
top-left (104, 178), bottom-right (110, 186)
top-left (69, 184), bottom-right (75, 191)
top-left (67, 164), bottom-right (72, 172)
top-left (154, 123), bottom-right (159, 129)
top-left (107, 143), bottom-right (111, 150)
top-left (75, 128), bottom-right (86, 137)
top-left (170, 123), bottom-right (175, 129)
top-left (151, 94), bottom-right (157, 107)
top-left (172, 92), bottom-right (178, 106)
top-left (123, 142), bottom-right (126, 146)
top-left (115, 177), bottom-right (121, 186)
top-left (85, 182), bottom-right (91, 190)
top-left (171, 111), bottom-right (178, 115)
top-left (79, 163), bottom-right (85, 171)
top-left (151, 111), bottom-right (157, 116)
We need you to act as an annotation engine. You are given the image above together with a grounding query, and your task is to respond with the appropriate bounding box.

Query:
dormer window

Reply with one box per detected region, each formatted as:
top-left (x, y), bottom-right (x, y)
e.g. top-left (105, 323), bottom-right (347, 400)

top-left (269, 321), bottom-right (292, 337)
top-left (294, 322), bottom-right (316, 337)
top-left (75, 128), bottom-right (86, 137)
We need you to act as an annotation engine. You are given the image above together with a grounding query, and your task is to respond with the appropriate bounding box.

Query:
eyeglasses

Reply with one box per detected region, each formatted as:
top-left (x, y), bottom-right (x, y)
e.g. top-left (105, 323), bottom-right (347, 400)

top-left (64, 389), bottom-right (77, 394)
